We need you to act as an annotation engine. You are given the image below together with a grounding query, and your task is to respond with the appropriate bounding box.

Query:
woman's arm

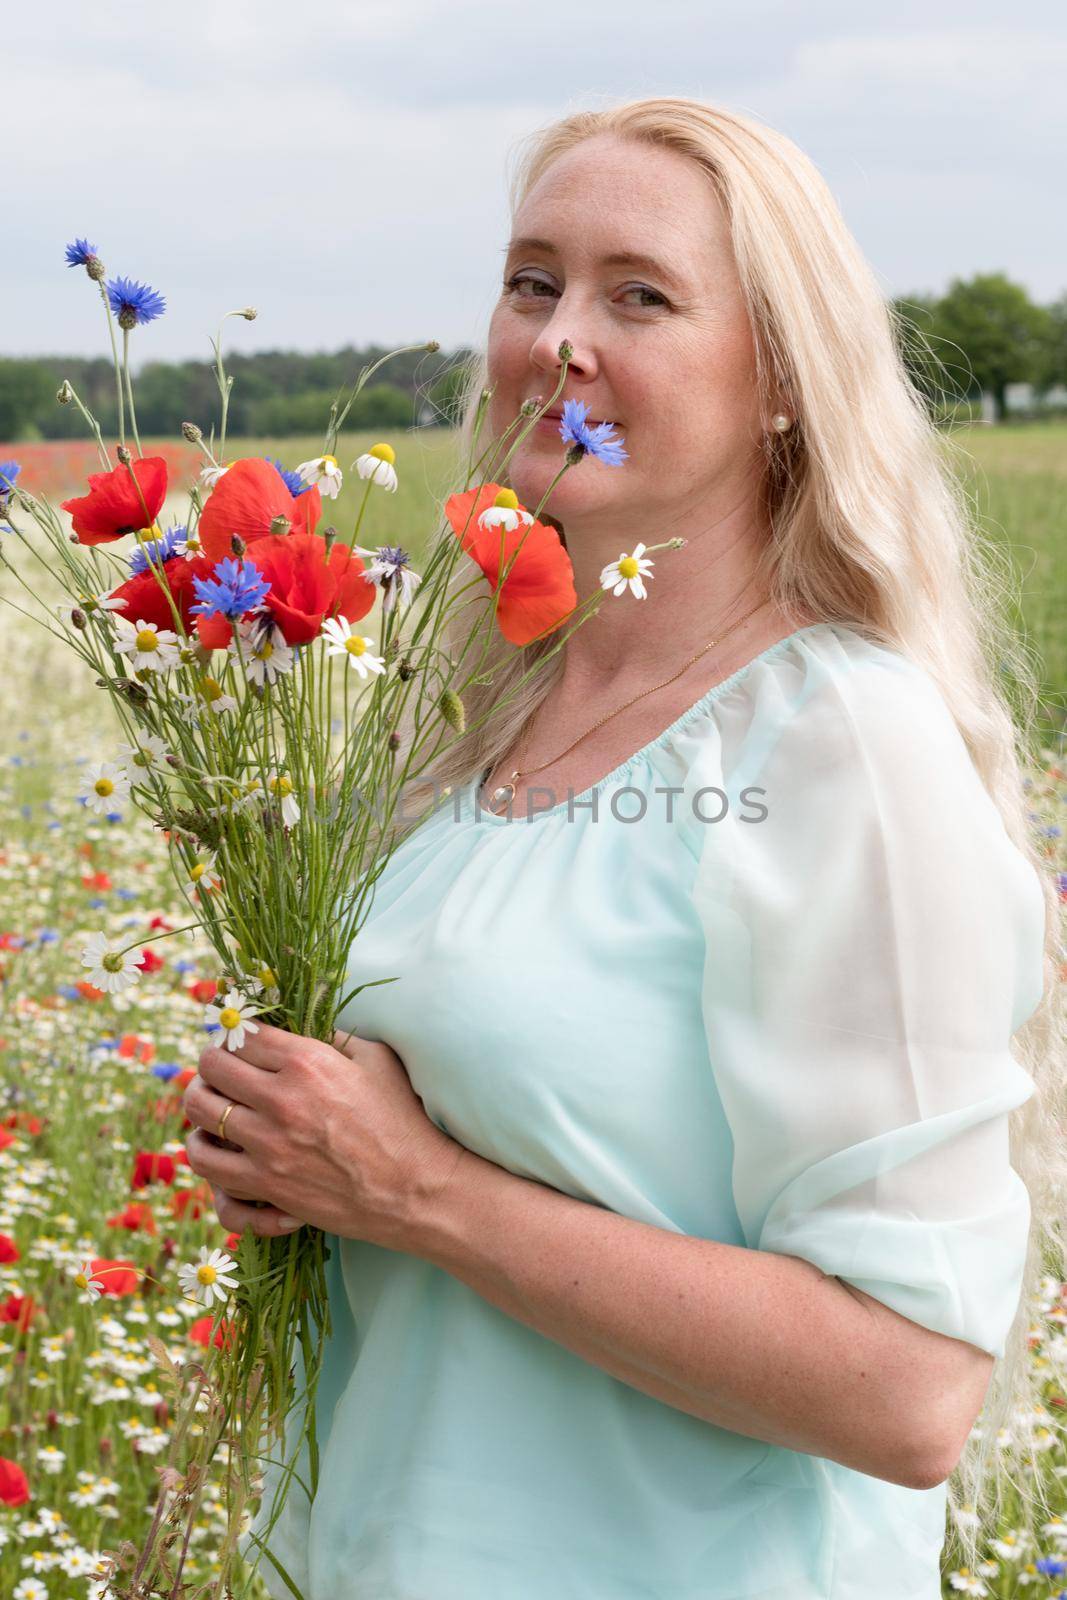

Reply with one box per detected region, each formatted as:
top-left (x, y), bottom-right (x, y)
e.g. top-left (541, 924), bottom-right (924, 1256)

top-left (403, 1146), bottom-right (994, 1491)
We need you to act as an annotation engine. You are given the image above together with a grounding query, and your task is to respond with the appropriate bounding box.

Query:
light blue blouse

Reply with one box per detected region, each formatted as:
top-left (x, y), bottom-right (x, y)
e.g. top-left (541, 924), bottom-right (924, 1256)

top-left (251, 620), bottom-right (1045, 1600)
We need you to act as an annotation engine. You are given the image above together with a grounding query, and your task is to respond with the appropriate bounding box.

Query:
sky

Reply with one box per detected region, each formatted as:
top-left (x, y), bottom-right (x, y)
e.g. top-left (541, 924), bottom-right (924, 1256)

top-left (5, 0), bottom-right (1065, 363)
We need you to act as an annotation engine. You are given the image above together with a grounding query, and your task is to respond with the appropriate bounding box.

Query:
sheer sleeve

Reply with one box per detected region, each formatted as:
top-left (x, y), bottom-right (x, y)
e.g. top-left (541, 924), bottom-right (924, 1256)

top-left (689, 651), bottom-right (1046, 1357)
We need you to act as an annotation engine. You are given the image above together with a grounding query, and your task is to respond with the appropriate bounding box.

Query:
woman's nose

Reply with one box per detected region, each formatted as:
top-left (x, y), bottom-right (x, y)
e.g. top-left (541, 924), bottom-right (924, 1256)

top-left (528, 307), bottom-right (597, 383)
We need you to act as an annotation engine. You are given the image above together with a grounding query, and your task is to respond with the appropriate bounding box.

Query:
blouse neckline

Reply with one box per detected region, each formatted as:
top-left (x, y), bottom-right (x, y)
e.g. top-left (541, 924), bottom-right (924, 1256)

top-left (469, 620), bottom-right (842, 827)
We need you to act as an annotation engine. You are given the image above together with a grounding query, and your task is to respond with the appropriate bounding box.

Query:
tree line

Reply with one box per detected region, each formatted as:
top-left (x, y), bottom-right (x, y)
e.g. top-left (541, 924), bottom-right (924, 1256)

top-left (0, 273), bottom-right (1063, 440)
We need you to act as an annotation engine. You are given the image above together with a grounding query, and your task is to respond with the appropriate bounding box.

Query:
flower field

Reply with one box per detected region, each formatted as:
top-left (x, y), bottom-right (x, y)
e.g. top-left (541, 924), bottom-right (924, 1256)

top-left (0, 430), bottom-right (1065, 1598)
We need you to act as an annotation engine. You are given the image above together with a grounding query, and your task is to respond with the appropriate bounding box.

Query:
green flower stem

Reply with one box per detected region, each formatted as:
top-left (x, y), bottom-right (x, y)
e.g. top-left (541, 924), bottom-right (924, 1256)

top-left (122, 327), bottom-right (144, 457)
top-left (98, 279), bottom-right (125, 447)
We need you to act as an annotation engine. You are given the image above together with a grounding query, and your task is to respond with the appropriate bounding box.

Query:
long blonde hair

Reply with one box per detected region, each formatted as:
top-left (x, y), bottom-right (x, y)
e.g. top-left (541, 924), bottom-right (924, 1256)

top-left (401, 95), bottom-right (1066, 1573)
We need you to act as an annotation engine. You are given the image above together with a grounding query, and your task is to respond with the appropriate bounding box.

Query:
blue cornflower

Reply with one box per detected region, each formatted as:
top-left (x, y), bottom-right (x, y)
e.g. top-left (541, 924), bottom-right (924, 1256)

top-left (65, 237), bottom-right (98, 268)
top-left (151, 1062), bottom-right (182, 1082)
top-left (106, 275), bottom-right (167, 328)
top-left (0, 459), bottom-right (20, 494)
top-left (128, 524), bottom-right (188, 575)
top-left (1037, 1558), bottom-right (1067, 1577)
top-left (191, 557), bottom-right (270, 621)
top-left (558, 398), bottom-right (628, 466)
top-left (264, 457), bottom-right (312, 497)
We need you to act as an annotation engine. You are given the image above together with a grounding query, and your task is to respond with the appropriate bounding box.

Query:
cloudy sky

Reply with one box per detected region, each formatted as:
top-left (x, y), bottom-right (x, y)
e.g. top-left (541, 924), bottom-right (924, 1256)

top-left (5, 0), bottom-right (1064, 362)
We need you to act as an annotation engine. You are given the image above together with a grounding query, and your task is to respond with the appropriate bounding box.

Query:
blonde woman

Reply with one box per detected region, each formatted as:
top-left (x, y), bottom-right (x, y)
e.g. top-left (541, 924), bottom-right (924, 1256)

top-left (184, 97), bottom-right (1064, 1596)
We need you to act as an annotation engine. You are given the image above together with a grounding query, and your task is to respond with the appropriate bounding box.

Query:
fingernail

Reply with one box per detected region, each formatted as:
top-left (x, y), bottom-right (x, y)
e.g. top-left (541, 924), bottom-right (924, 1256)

top-left (277, 1216), bottom-right (302, 1232)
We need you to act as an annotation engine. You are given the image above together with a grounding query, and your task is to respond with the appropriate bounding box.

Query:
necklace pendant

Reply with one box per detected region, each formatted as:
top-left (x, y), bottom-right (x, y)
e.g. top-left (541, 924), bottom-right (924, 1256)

top-left (485, 772), bottom-right (519, 816)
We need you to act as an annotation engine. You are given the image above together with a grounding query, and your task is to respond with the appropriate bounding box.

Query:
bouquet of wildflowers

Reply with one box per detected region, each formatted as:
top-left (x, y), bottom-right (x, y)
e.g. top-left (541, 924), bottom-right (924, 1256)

top-left (0, 237), bottom-right (681, 1598)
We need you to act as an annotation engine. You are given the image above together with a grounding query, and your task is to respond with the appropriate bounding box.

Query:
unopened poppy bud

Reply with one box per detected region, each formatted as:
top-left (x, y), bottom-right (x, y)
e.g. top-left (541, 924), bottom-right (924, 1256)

top-left (230, 535), bottom-right (247, 556)
top-left (321, 525), bottom-right (337, 552)
top-left (439, 688), bottom-right (465, 733)
top-left (268, 516), bottom-right (288, 536)
top-left (57, 380), bottom-right (73, 404)
top-left (388, 731), bottom-right (401, 751)
top-left (116, 445), bottom-right (132, 465)
top-left (70, 607), bottom-right (87, 629)
top-left (181, 421), bottom-right (203, 442)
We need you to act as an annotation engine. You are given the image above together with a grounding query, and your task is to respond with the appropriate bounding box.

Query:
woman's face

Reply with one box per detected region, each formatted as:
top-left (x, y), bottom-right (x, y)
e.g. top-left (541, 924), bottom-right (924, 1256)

top-left (487, 132), bottom-right (767, 540)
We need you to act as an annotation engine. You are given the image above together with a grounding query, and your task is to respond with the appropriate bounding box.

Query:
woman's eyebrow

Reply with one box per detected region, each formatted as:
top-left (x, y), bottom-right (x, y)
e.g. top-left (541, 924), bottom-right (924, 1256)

top-left (502, 235), bottom-right (685, 290)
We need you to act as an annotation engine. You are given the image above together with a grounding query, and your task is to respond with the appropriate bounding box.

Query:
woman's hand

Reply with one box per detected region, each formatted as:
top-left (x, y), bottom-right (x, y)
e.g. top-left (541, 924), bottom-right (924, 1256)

top-left (182, 1022), bottom-right (466, 1246)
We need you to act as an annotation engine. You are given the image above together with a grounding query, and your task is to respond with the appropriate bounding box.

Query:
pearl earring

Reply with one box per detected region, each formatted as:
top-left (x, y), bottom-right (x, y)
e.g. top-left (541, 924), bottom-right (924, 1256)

top-left (771, 413), bottom-right (792, 432)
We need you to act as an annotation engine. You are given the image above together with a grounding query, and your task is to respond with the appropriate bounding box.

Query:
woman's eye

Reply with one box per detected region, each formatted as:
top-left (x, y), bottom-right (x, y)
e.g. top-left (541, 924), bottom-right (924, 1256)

top-left (503, 274), bottom-right (666, 309)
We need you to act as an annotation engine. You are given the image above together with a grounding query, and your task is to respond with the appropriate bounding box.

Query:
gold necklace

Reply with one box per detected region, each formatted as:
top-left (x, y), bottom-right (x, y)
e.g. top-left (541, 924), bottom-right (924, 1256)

top-left (480, 596), bottom-right (774, 816)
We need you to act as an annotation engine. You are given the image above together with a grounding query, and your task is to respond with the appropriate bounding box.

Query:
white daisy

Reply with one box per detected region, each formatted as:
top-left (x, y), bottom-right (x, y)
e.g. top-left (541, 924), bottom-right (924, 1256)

top-left (199, 462), bottom-right (232, 490)
top-left (266, 770), bottom-right (301, 827)
top-left (116, 733), bottom-right (171, 777)
top-left (70, 1259), bottom-right (104, 1304)
top-left (80, 932), bottom-right (143, 995)
top-left (231, 618), bottom-right (295, 686)
top-left (477, 488), bottom-right (534, 534)
top-left (195, 676), bottom-right (239, 715)
top-left (58, 1548), bottom-right (101, 1578)
top-left (599, 542), bottom-right (655, 600)
top-left (351, 544), bottom-right (420, 614)
top-left (79, 761), bottom-right (132, 816)
top-left (205, 988), bottom-right (260, 1051)
top-left (113, 616), bottom-right (182, 674)
top-left (320, 616), bottom-right (387, 679)
top-left (353, 443), bottom-right (398, 493)
top-left (177, 1246), bottom-right (240, 1309)
top-left (187, 853), bottom-right (222, 897)
top-left (14, 1578), bottom-right (50, 1600)
top-left (294, 454), bottom-right (344, 498)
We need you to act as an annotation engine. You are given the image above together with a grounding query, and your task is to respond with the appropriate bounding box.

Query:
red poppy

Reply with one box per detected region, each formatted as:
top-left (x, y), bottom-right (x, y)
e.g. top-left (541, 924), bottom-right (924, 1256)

top-left (76, 980), bottom-right (105, 1001)
top-left (136, 948), bottom-right (165, 974)
top-left (3, 1112), bottom-right (41, 1135)
top-left (187, 978), bottom-right (218, 1004)
top-left (175, 1067), bottom-right (197, 1090)
top-left (172, 1182), bottom-right (212, 1221)
top-left (0, 1294), bottom-right (39, 1331)
top-left (444, 484), bottom-right (577, 645)
top-left (148, 915), bottom-right (172, 932)
top-left (118, 1033), bottom-right (155, 1063)
top-left (106, 1202), bottom-right (157, 1235)
top-left (197, 458), bottom-right (322, 563)
top-left (131, 1151), bottom-right (176, 1189)
top-left (0, 1128), bottom-right (13, 1153)
top-left (225, 1231), bottom-right (242, 1251)
top-left (0, 1234), bottom-right (19, 1263)
top-left (105, 551), bottom-right (215, 636)
top-left (188, 1314), bottom-right (236, 1351)
top-left (202, 532), bottom-right (377, 648)
top-left (88, 1257), bottom-right (141, 1297)
top-left (0, 1457), bottom-right (30, 1507)
top-left (61, 456), bottom-right (168, 545)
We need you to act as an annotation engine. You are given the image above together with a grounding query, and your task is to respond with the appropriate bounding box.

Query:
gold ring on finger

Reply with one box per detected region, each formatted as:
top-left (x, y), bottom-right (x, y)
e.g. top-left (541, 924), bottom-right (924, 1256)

top-left (217, 1101), bottom-right (237, 1141)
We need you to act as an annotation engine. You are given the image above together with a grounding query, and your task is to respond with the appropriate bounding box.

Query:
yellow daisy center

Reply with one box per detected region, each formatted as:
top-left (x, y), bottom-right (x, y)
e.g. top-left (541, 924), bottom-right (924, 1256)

top-left (189, 863), bottom-right (206, 882)
top-left (493, 488), bottom-right (519, 510)
top-left (74, 1272), bottom-right (89, 1289)
top-left (322, 454), bottom-right (339, 471)
top-left (254, 641), bottom-right (274, 660)
top-left (617, 556), bottom-right (639, 578)
top-left (269, 775), bottom-right (293, 796)
top-left (369, 443), bottom-right (396, 464)
top-left (218, 1007), bottom-right (242, 1030)
top-left (136, 524), bottom-right (162, 543)
top-left (94, 778), bottom-right (115, 797)
top-left (257, 966), bottom-right (277, 987)
top-left (198, 677), bottom-right (224, 702)
top-left (135, 627), bottom-right (160, 652)
top-left (344, 636), bottom-right (367, 656)
top-left (101, 952), bottom-right (124, 973)
top-left (196, 1264), bottom-right (218, 1286)
top-left (132, 750), bottom-right (151, 767)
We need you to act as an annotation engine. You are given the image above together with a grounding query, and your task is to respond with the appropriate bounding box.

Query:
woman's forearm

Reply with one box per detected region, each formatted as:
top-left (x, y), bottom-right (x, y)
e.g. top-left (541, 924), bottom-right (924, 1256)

top-left (402, 1146), bottom-right (950, 1490)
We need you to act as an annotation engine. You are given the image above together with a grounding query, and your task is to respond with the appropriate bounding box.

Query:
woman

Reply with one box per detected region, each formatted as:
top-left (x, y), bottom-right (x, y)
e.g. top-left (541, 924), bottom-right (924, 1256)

top-left (183, 97), bottom-right (1063, 1597)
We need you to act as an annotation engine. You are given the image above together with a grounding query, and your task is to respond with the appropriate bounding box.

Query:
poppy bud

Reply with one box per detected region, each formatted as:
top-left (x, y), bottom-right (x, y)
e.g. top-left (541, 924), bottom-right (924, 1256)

top-left (388, 732), bottom-right (401, 752)
top-left (321, 525), bottom-right (337, 552)
top-left (116, 445), bottom-right (132, 465)
top-left (439, 688), bottom-right (465, 733)
top-left (70, 608), bottom-right (87, 630)
top-left (57, 380), bottom-right (73, 405)
top-left (230, 535), bottom-right (247, 556)
top-left (181, 422), bottom-right (203, 443)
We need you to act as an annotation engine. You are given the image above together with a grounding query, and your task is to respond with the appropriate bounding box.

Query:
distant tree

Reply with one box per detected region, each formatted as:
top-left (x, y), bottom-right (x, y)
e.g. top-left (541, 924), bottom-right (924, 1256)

top-left (1034, 291), bottom-right (1067, 395)
top-left (932, 273), bottom-right (1051, 420)
top-left (0, 359), bottom-right (55, 440)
